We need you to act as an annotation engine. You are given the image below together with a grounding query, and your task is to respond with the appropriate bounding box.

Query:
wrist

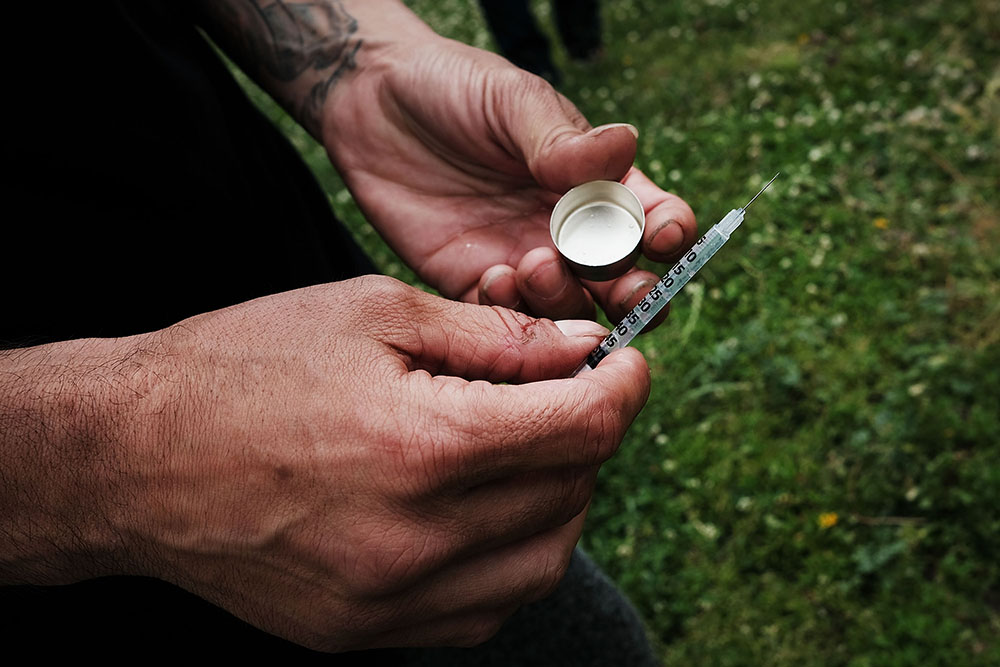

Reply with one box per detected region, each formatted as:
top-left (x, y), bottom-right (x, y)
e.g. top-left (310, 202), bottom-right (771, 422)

top-left (0, 335), bottom-right (161, 584)
top-left (316, 1), bottom-right (442, 143)
top-left (196, 0), bottom-right (439, 139)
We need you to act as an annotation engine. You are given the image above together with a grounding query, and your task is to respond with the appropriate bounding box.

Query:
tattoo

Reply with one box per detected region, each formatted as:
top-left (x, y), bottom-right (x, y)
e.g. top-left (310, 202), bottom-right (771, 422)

top-left (209, 1), bottom-right (362, 136)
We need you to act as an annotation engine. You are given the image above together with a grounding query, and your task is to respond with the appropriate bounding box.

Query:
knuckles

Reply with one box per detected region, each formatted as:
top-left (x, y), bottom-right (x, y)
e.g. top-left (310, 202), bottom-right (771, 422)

top-left (578, 396), bottom-right (627, 466)
top-left (524, 545), bottom-right (573, 604)
top-left (556, 469), bottom-right (596, 525)
top-left (452, 614), bottom-right (509, 648)
top-left (339, 519), bottom-right (447, 599)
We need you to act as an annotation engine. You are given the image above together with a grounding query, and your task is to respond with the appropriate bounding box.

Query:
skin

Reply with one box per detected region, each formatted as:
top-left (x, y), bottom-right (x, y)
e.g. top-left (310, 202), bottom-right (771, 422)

top-left (1, 279), bottom-right (648, 651)
top-left (1, 0), bottom-right (695, 653)
top-left (203, 0), bottom-right (698, 323)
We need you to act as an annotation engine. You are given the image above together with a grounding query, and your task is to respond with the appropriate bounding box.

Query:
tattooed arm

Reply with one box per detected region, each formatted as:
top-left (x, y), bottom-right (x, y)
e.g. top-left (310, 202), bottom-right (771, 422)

top-left (195, 0), bottom-right (433, 138)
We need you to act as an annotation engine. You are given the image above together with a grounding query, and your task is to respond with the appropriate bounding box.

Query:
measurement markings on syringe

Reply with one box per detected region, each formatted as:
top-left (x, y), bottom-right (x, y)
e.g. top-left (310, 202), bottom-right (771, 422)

top-left (573, 173), bottom-right (778, 377)
top-left (585, 238), bottom-right (706, 367)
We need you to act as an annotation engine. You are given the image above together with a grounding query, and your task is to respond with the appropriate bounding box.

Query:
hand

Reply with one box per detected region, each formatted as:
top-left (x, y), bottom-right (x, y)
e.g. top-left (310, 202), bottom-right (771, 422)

top-left (106, 277), bottom-right (649, 651)
top-left (322, 37), bottom-right (696, 326)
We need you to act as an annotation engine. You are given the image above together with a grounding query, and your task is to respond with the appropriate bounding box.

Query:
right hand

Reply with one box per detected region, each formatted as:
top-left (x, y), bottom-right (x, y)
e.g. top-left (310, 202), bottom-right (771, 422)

top-left (322, 35), bottom-right (697, 325)
top-left (112, 276), bottom-right (649, 652)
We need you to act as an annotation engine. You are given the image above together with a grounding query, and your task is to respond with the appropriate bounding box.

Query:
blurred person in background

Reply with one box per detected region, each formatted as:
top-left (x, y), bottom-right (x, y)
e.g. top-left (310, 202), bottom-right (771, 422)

top-left (478, 0), bottom-right (604, 84)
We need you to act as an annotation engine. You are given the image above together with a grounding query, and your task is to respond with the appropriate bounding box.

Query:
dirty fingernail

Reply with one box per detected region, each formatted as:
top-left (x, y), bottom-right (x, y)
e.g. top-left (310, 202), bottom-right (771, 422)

top-left (555, 320), bottom-right (609, 338)
top-left (527, 260), bottom-right (570, 300)
top-left (620, 279), bottom-right (658, 312)
top-left (650, 219), bottom-right (684, 255)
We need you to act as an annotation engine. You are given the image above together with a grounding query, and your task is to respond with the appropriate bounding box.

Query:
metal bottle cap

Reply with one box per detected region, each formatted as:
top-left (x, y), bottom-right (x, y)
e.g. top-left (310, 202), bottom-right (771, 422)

top-left (550, 180), bottom-right (645, 282)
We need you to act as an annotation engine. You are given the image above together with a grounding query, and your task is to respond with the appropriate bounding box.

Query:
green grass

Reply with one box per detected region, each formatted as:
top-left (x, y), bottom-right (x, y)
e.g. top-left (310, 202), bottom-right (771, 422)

top-left (235, 0), bottom-right (1000, 663)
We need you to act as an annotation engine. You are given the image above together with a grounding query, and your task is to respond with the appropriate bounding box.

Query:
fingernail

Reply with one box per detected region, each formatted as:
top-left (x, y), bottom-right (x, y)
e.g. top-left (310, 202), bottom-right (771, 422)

top-left (526, 260), bottom-right (569, 300)
top-left (555, 320), bottom-right (609, 338)
top-left (620, 279), bottom-right (657, 312)
top-left (649, 219), bottom-right (684, 256)
top-left (587, 122), bottom-right (639, 139)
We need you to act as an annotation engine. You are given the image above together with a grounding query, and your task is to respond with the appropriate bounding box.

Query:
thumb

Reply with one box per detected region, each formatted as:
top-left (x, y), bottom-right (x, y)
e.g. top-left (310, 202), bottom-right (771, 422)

top-left (386, 291), bottom-right (609, 383)
top-left (536, 122), bottom-right (638, 193)
top-left (495, 76), bottom-right (638, 193)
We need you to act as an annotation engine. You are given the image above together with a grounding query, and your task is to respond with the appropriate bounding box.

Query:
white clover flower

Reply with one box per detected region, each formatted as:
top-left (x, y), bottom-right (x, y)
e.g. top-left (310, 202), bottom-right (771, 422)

top-left (692, 520), bottom-right (720, 541)
top-left (966, 145), bottom-right (985, 161)
top-left (928, 354), bottom-right (949, 369)
top-left (793, 112), bottom-right (817, 127)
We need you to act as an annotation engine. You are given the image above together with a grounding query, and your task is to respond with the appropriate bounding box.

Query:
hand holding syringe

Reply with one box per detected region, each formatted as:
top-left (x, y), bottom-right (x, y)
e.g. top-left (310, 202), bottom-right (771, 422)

top-left (573, 173), bottom-right (779, 376)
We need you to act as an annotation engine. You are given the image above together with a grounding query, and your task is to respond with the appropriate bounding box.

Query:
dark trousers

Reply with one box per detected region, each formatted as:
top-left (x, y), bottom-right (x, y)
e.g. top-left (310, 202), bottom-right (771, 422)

top-left (478, 0), bottom-right (602, 78)
top-left (2, 549), bottom-right (659, 664)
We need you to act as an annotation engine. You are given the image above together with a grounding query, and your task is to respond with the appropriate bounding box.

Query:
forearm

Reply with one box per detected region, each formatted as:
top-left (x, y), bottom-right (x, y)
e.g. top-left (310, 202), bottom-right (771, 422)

top-left (0, 338), bottom-right (149, 584)
top-left (194, 0), bottom-right (437, 138)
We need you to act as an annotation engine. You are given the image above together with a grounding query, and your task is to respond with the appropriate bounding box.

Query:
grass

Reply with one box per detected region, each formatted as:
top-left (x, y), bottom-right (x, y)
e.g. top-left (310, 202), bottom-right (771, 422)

top-left (234, 0), bottom-right (1000, 663)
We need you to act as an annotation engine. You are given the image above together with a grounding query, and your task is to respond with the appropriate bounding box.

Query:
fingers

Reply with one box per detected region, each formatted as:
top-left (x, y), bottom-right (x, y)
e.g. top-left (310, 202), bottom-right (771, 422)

top-left (437, 466), bottom-right (599, 554)
top-left (479, 249), bottom-right (597, 322)
top-left (478, 264), bottom-right (521, 310)
top-left (582, 268), bottom-right (669, 327)
top-left (490, 72), bottom-right (636, 194)
top-left (366, 512), bottom-right (587, 648)
top-left (514, 247), bottom-right (595, 320)
top-left (623, 167), bottom-right (698, 263)
top-left (520, 167), bottom-right (696, 327)
top-left (406, 347), bottom-right (650, 480)
top-left (530, 122), bottom-right (638, 194)
top-left (384, 286), bottom-right (606, 382)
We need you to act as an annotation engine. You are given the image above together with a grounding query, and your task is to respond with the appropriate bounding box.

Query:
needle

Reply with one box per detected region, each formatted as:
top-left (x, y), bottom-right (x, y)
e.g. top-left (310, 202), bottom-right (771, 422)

top-left (742, 172), bottom-right (780, 211)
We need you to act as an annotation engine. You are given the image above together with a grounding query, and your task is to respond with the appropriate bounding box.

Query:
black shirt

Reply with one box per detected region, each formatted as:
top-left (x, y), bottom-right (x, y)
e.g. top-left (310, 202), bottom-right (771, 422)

top-left (3, 1), bottom-right (373, 348)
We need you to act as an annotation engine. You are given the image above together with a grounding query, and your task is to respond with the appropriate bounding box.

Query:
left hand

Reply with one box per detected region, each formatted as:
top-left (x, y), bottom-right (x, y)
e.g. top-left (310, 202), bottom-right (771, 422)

top-left (322, 36), bottom-right (696, 325)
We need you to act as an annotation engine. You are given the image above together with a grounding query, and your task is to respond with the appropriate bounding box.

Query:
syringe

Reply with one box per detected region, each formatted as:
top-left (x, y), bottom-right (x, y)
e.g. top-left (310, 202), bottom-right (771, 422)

top-left (572, 173), bottom-right (778, 376)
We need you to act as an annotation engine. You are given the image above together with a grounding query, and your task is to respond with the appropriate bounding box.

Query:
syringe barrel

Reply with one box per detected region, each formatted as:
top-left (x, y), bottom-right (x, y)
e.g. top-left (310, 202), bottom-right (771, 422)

top-left (573, 222), bottom-right (732, 374)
